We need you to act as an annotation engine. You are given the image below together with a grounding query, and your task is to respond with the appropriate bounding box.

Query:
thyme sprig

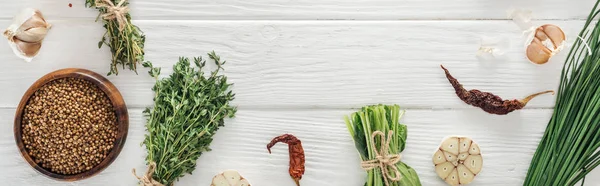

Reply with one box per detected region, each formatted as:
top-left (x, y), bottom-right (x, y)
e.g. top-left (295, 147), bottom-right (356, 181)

top-left (85, 0), bottom-right (146, 76)
top-left (141, 52), bottom-right (236, 185)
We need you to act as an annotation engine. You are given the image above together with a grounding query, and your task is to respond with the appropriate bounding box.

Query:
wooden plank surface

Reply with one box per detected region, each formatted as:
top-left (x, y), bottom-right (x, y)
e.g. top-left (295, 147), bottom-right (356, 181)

top-left (0, 20), bottom-right (582, 109)
top-left (0, 0), bottom-right (594, 20)
top-left (3, 108), bottom-right (597, 185)
top-left (2, 0), bottom-right (598, 185)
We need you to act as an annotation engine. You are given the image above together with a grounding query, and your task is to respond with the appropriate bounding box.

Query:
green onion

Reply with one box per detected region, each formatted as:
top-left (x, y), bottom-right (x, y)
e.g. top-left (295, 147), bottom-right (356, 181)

top-left (345, 104), bottom-right (421, 186)
top-left (524, 1), bottom-right (600, 185)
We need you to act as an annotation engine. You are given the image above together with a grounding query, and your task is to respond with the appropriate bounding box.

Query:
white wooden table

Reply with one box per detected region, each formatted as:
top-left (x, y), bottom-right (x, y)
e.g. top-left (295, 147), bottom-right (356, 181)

top-left (1, 0), bottom-right (599, 185)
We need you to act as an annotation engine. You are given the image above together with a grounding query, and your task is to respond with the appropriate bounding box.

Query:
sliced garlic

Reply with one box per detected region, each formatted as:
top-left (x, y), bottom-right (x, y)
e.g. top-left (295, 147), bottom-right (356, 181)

top-left (211, 170), bottom-right (251, 186)
top-left (3, 8), bottom-right (51, 62)
top-left (433, 136), bottom-right (483, 186)
top-left (525, 24), bottom-right (566, 64)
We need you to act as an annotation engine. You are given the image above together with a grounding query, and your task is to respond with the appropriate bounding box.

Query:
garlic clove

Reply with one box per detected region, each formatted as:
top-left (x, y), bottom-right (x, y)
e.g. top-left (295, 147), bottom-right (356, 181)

top-left (540, 24), bottom-right (565, 48)
top-left (15, 27), bottom-right (48, 43)
top-left (441, 136), bottom-right (459, 155)
top-left (435, 162), bottom-right (455, 180)
top-left (468, 143), bottom-right (481, 155)
top-left (444, 168), bottom-right (459, 186)
top-left (459, 137), bottom-right (472, 153)
top-left (464, 155), bottom-right (483, 174)
top-left (444, 151), bottom-right (458, 163)
top-left (526, 40), bottom-right (552, 64)
top-left (433, 149), bottom-right (446, 165)
top-left (457, 164), bottom-right (475, 185)
top-left (458, 152), bottom-right (469, 161)
top-left (13, 39), bottom-right (41, 57)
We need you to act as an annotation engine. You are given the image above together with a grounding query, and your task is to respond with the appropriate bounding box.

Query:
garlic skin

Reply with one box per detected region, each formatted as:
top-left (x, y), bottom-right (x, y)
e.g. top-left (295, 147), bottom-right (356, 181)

top-left (433, 136), bottom-right (483, 186)
top-left (3, 8), bottom-right (51, 62)
top-left (211, 170), bottom-right (251, 186)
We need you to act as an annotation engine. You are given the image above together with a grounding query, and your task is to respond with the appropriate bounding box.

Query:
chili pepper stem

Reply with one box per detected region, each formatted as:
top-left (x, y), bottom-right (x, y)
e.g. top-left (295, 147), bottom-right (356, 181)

top-left (519, 90), bottom-right (555, 104)
top-left (293, 178), bottom-right (300, 186)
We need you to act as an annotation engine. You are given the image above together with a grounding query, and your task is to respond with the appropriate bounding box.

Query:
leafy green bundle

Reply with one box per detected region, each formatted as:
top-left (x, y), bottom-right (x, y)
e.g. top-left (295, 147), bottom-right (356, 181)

top-left (85, 0), bottom-right (146, 75)
top-left (524, 1), bottom-right (600, 185)
top-left (345, 104), bottom-right (421, 186)
top-left (141, 52), bottom-right (236, 185)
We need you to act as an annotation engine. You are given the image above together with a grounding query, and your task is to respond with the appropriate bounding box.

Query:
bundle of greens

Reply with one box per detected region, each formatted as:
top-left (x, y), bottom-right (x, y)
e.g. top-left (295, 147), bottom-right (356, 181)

top-left (85, 0), bottom-right (146, 75)
top-left (345, 104), bottom-right (421, 186)
top-left (524, 1), bottom-right (600, 185)
top-left (137, 52), bottom-right (236, 186)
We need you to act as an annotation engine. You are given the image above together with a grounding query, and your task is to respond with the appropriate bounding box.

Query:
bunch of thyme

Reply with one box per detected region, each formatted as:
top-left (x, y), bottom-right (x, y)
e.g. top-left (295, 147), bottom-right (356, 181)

top-left (139, 52), bottom-right (236, 185)
top-left (85, 0), bottom-right (146, 75)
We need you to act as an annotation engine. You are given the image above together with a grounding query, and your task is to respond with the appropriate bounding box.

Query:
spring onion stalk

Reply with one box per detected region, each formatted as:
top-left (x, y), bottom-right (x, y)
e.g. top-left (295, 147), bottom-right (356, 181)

top-left (345, 104), bottom-right (421, 186)
top-left (524, 1), bottom-right (600, 185)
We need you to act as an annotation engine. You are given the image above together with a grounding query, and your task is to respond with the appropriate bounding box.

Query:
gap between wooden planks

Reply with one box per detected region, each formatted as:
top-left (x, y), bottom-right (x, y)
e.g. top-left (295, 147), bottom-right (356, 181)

top-left (0, 0), bottom-right (593, 20)
top-left (0, 20), bottom-right (583, 109)
top-left (1, 108), bottom-right (599, 185)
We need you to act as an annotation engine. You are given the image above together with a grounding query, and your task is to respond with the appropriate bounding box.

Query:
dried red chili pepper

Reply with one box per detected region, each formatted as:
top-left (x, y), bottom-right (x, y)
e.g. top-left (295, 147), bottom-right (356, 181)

top-left (441, 65), bottom-right (554, 115)
top-left (267, 134), bottom-right (305, 186)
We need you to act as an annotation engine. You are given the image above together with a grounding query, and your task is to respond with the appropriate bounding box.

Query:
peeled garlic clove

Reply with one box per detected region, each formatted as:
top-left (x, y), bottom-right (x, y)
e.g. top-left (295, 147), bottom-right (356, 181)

top-left (13, 39), bottom-right (41, 57)
top-left (212, 170), bottom-right (251, 186)
top-left (435, 162), bottom-right (455, 179)
top-left (434, 136), bottom-right (483, 185)
top-left (440, 136), bottom-right (459, 155)
top-left (459, 137), bottom-right (472, 153)
top-left (444, 168), bottom-right (459, 186)
top-left (433, 149), bottom-right (446, 165)
top-left (464, 155), bottom-right (483, 174)
top-left (457, 164), bottom-right (475, 184)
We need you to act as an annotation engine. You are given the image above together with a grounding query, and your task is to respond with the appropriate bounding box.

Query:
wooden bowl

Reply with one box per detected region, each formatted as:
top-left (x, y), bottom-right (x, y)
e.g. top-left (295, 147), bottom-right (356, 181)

top-left (14, 68), bottom-right (128, 181)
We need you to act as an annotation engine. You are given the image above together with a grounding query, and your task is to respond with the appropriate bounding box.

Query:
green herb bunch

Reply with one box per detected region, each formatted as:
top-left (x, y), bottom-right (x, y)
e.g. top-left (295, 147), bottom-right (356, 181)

top-left (141, 52), bottom-right (236, 185)
top-left (524, 1), bottom-right (600, 185)
top-left (85, 0), bottom-right (146, 75)
top-left (345, 104), bottom-right (421, 186)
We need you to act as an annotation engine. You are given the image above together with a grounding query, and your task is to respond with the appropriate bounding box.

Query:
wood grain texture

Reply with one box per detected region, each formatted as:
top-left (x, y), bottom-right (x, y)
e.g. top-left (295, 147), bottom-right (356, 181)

top-left (13, 68), bottom-right (128, 181)
top-left (0, 20), bottom-right (584, 109)
top-left (0, 0), bottom-right (594, 20)
top-left (2, 108), bottom-right (600, 185)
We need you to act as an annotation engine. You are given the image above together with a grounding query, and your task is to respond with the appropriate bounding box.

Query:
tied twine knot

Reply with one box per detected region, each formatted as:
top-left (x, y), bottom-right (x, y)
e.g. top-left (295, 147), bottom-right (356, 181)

top-left (360, 131), bottom-right (402, 186)
top-left (95, 0), bottom-right (129, 31)
top-left (132, 162), bottom-right (165, 186)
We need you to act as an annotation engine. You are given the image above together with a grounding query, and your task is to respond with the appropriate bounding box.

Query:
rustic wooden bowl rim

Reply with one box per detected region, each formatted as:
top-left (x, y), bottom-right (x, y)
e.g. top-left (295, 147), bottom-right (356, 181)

top-left (14, 68), bottom-right (129, 181)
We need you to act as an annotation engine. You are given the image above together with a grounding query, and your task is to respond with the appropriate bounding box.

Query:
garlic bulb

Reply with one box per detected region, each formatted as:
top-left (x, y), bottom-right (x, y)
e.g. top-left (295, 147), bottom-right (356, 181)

top-left (525, 24), bottom-right (566, 64)
top-left (211, 170), bottom-right (251, 186)
top-left (433, 136), bottom-right (483, 186)
top-left (3, 8), bottom-right (51, 62)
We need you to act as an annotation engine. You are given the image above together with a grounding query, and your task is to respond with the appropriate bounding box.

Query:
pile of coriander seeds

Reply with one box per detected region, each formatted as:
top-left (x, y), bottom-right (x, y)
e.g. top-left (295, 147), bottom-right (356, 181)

top-left (21, 77), bottom-right (118, 175)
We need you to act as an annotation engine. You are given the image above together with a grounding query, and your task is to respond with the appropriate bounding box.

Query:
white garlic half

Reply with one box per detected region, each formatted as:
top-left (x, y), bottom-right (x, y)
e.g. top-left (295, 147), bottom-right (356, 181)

top-left (211, 170), bottom-right (251, 186)
top-left (433, 136), bottom-right (483, 186)
top-left (3, 8), bottom-right (51, 62)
